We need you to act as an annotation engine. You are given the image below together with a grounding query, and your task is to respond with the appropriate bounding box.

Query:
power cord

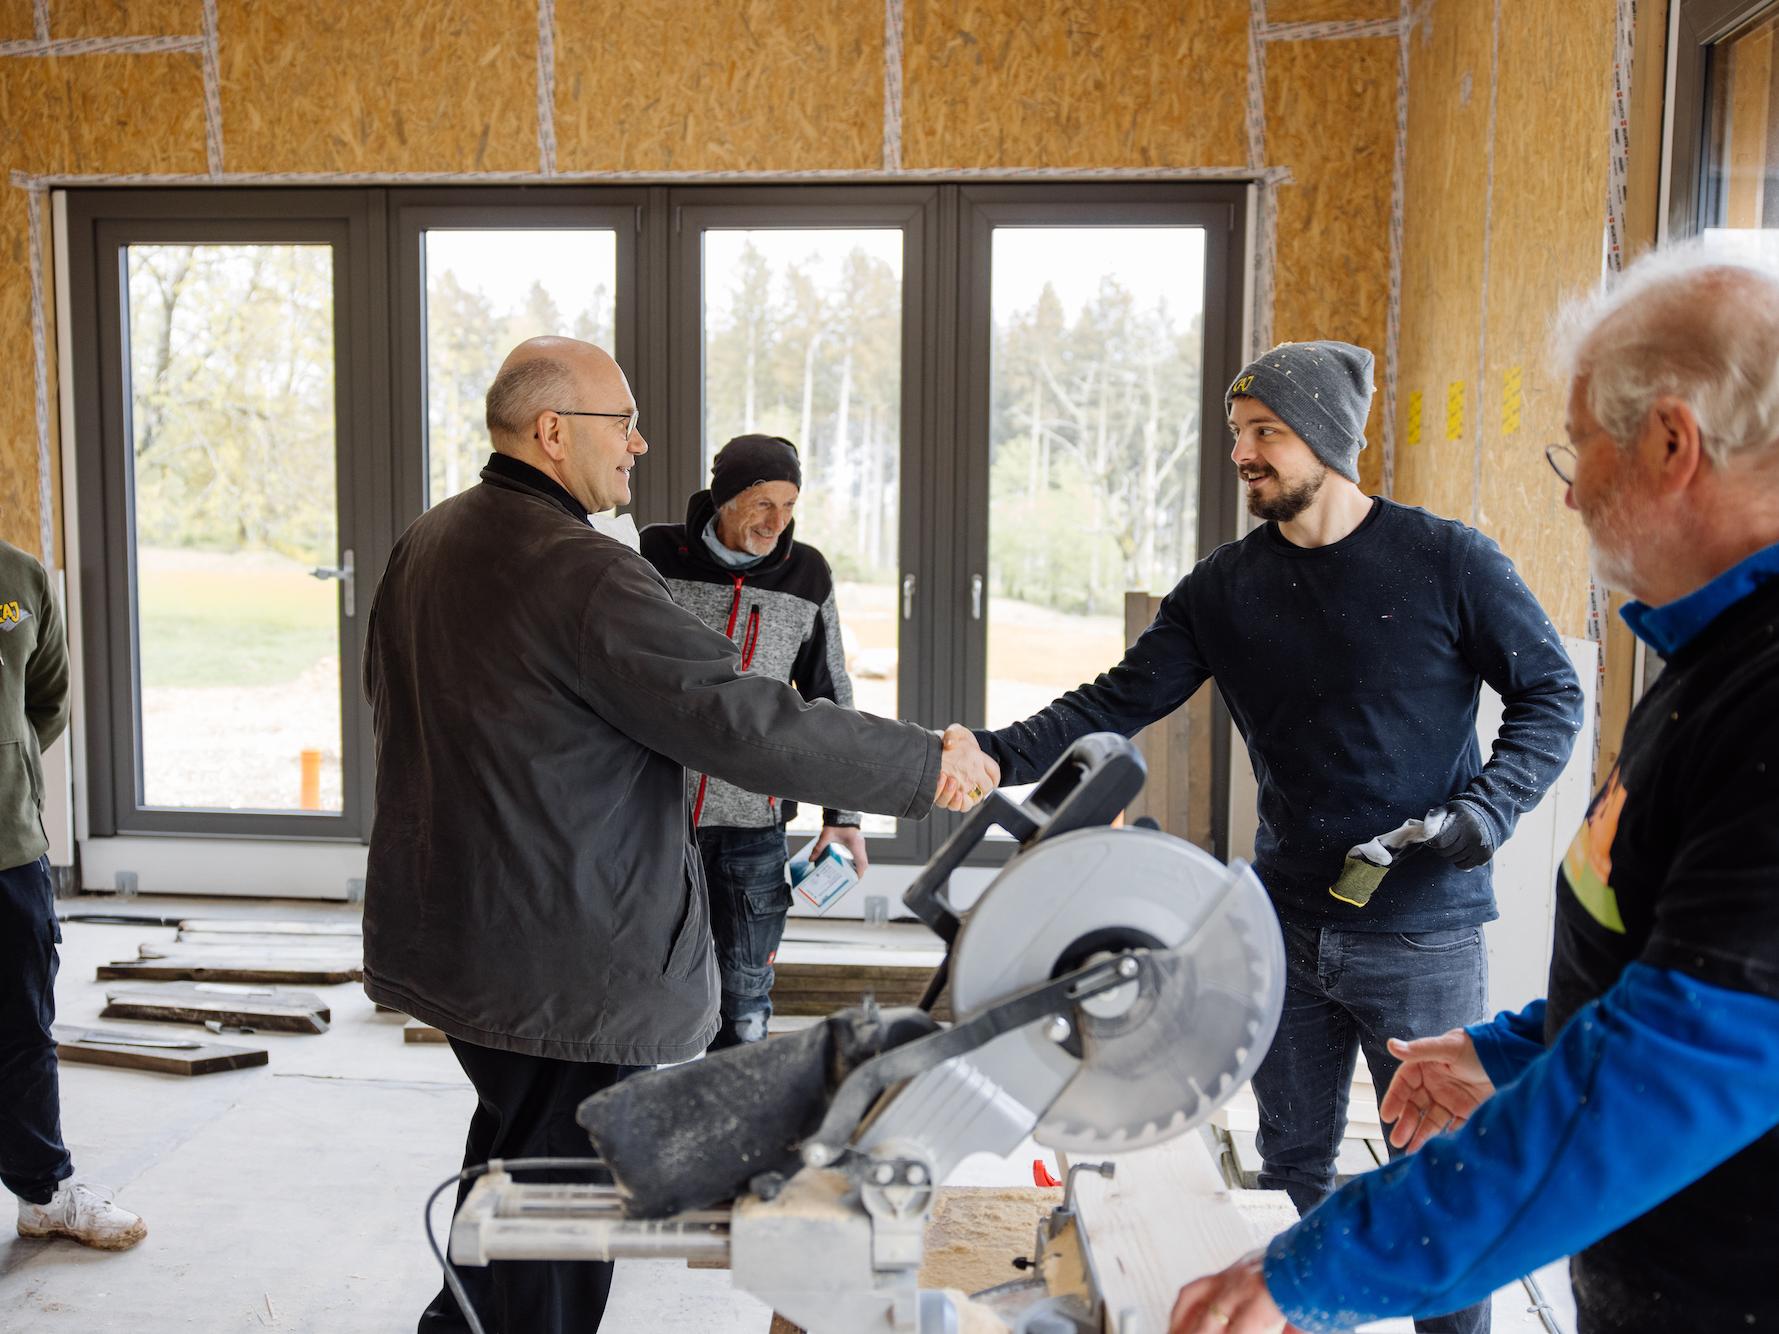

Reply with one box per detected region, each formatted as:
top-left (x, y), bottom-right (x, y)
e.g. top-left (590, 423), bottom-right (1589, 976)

top-left (423, 1156), bottom-right (618, 1334)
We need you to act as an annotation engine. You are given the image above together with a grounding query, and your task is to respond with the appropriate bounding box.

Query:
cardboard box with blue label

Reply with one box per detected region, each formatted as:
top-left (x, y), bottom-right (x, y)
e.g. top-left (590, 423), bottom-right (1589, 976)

top-left (789, 839), bottom-right (860, 914)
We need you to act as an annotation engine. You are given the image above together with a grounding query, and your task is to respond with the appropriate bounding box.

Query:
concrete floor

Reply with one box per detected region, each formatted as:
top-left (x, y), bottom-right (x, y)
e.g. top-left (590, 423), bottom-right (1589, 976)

top-left (2, 897), bottom-right (1574, 1333)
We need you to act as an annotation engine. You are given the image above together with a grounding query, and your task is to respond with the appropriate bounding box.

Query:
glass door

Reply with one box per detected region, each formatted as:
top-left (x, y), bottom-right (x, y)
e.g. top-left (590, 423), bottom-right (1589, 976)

top-left (957, 188), bottom-right (1245, 851)
top-left (671, 189), bottom-right (936, 860)
top-left (73, 194), bottom-right (382, 838)
top-left (390, 192), bottom-right (642, 522)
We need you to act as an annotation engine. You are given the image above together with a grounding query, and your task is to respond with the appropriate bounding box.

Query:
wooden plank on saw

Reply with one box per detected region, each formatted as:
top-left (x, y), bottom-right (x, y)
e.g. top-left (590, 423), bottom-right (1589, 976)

top-left (101, 982), bottom-right (331, 1034)
top-left (97, 956), bottom-right (362, 985)
top-left (52, 1025), bottom-right (269, 1076)
top-left (176, 918), bottom-right (361, 937)
top-left (403, 1019), bottom-right (448, 1044)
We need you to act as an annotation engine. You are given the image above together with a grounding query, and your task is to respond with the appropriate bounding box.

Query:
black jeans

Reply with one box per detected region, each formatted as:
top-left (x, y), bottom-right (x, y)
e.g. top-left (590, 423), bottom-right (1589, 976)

top-left (419, 1037), bottom-right (644, 1334)
top-left (0, 855), bottom-right (72, 1206)
top-left (696, 825), bottom-right (791, 1050)
top-left (1251, 916), bottom-right (1491, 1334)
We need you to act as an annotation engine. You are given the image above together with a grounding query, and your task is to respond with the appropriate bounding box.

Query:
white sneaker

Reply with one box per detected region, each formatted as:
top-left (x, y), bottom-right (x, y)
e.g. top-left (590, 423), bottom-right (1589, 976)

top-left (17, 1181), bottom-right (147, 1250)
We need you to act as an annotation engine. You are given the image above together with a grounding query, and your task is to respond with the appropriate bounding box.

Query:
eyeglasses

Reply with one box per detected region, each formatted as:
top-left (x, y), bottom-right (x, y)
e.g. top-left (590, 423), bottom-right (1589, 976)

top-left (553, 408), bottom-right (639, 441)
top-left (1545, 442), bottom-right (1577, 486)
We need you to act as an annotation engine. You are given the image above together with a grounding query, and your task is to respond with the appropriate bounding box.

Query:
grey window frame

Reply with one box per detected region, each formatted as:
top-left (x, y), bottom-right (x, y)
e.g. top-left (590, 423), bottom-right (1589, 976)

top-left (65, 182), bottom-right (1248, 862)
top-left (66, 188), bottom-right (389, 840)
top-left (952, 185), bottom-right (1247, 864)
top-left (1669, 0), bottom-right (1779, 235)
top-left (666, 185), bottom-right (941, 864)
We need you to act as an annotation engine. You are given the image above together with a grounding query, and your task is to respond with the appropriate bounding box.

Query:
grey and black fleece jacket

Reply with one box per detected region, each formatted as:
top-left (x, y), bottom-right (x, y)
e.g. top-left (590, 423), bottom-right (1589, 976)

top-left (641, 491), bottom-right (861, 831)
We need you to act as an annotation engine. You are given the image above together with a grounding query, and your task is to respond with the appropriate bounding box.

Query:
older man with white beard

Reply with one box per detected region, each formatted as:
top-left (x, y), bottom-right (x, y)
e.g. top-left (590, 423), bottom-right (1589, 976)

top-left (1169, 244), bottom-right (1779, 1334)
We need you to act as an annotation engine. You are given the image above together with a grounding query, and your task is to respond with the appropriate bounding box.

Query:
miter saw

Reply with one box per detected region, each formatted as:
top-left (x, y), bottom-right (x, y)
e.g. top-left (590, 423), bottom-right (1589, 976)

top-left (443, 734), bottom-right (1285, 1333)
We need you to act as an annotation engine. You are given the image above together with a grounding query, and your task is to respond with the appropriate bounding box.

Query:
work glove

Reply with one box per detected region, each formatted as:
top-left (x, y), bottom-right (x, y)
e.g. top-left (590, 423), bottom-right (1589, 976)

top-left (1423, 801), bottom-right (1495, 870)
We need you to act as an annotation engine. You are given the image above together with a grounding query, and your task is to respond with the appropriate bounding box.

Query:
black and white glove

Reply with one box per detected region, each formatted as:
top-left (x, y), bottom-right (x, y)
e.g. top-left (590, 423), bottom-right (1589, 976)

top-left (1424, 802), bottom-right (1496, 870)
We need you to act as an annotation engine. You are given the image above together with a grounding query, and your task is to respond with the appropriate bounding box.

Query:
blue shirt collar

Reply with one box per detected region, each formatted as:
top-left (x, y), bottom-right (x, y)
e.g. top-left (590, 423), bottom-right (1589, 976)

top-left (1620, 541), bottom-right (1779, 656)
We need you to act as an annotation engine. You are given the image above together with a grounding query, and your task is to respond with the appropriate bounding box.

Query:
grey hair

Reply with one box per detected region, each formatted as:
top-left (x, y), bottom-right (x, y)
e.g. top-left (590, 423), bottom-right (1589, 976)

top-left (485, 355), bottom-right (579, 440)
top-left (1556, 240), bottom-right (1779, 469)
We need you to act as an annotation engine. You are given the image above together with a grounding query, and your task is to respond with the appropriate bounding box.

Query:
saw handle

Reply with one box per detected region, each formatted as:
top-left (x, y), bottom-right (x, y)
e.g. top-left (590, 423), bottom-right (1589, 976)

top-left (902, 732), bottom-right (1147, 949)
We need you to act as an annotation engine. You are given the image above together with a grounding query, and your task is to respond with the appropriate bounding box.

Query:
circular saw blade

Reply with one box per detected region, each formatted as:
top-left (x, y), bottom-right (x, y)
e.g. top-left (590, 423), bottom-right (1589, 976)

top-left (949, 828), bottom-right (1284, 1153)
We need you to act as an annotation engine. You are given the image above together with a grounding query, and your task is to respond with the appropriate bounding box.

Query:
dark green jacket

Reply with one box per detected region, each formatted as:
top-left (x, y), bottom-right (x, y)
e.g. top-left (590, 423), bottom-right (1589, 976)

top-left (0, 539), bottom-right (69, 871)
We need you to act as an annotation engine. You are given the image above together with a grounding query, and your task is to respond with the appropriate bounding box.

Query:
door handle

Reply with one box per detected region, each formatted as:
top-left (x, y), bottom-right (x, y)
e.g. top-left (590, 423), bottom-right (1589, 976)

top-left (970, 573), bottom-right (983, 620)
top-left (902, 573), bottom-right (916, 621)
top-left (310, 547), bottom-right (356, 618)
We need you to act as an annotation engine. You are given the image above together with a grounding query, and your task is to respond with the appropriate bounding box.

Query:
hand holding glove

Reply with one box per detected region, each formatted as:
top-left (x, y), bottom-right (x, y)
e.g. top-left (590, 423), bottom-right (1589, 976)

top-left (1423, 801), bottom-right (1495, 870)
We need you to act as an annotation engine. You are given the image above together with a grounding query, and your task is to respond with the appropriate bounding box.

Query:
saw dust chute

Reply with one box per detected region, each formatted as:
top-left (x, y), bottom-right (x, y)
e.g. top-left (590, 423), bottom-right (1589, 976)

top-left (442, 734), bottom-right (1285, 1334)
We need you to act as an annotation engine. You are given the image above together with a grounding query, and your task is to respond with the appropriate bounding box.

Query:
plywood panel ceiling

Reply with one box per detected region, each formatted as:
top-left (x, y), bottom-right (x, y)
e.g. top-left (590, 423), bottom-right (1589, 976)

top-left (1266, 0), bottom-right (1398, 22)
top-left (52, 0), bottom-right (203, 37)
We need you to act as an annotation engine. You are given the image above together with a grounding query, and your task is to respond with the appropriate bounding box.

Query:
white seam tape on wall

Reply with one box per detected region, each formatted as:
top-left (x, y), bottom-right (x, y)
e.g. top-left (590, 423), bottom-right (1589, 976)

top-left (202, 0), bottom-right (223, 177)
top-left (0, 34), bottom-right (205, 57)
top-left (1246, 1), bottom-right (1266, 169)
top-left (884, 0), bottom-right (904, 172)
top-left (31, 0), bottom-right (47, 43)
top-left (1382, 0), bottom-right (1412, 498)
top-left (27, 184), bottom-right (53, 570)
top-left (536, 0), bottom-right (558, 176)
top-left (1262, 18), bottom-right (1404, 42)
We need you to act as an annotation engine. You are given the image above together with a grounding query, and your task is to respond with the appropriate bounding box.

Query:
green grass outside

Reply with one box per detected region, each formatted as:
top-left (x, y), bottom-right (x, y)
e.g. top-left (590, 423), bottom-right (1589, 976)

top-left (137, 550), bottom-right (337, 689)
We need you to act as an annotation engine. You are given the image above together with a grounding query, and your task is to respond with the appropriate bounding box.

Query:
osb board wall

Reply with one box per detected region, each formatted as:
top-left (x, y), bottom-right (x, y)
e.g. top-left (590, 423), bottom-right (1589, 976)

top-left (1394, 0), bottom-right (1493, 532)
top-left (1392, 0), bottom-right (1616, 639)
top-left (555, 0), bottom-right (883, 172)
top-left (1266, 0), bottom-right (1398, 21)
top-left (217, 2), bottom-right (537, 174)
top-left (0, 0), bottom-right (1411, 569)
top-left (901, 0), bottom-right (1250, 168)
top-left (1264, 34), bottom-right (1398, 493)
top-left (555, 0), bottom-right (882, 172)
top-left (55, 0), bottom-right (201, 37)
top-left (1478, 0), bottom-right (1615, 640)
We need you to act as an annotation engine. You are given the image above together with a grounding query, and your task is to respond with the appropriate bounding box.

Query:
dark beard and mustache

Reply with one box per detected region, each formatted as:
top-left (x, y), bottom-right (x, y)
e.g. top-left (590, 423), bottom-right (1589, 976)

top-left (1242, 462), bottom-right (1328, 522)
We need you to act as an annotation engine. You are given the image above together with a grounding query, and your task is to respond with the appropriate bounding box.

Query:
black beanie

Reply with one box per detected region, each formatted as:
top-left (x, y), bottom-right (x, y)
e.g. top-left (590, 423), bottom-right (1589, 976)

top-left (710, 434), bottom-right (802, 508)
top-left (1224, 341), bottom-right (1375, 482)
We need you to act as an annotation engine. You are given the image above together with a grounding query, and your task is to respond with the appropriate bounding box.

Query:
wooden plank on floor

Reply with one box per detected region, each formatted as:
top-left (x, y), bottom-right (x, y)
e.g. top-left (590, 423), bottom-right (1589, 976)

top-left (97, 958), bottom-right (362, 985)
top-left (403, 1019), bottom-right (448, 1044)
top-left (176, 918), bottom-right (361, 937)
top-left (172, 930), bottom-right (365, 950)
top-left (52, 1025), bottom-right (269, 1076)
top-left (101, 982), bottom-right (331, 1034)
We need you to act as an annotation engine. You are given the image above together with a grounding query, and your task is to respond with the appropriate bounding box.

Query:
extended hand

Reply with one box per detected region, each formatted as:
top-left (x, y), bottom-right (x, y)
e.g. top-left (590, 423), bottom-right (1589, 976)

top-left (936, 724), bottom-right (1000, 812)
top-left (1378, 1027), bottom-right (1497, 1152)
top-left (1424, 801), bottom-right (1495, 870)
top-left (1169, 1254), bottom-right (1298, 1333)
top-left (811, 824), bottom-right (870, 876)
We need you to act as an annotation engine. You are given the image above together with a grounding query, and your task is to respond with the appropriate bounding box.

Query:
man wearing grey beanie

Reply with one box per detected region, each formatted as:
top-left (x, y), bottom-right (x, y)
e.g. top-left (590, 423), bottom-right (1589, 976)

top-left (953, 340), bottom-right (1584, 1334)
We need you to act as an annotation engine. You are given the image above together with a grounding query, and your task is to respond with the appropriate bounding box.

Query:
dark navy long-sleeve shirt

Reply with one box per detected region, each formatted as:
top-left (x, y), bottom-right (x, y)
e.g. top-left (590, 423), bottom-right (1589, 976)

top-left (978, 499), bottom-right (1585, 930)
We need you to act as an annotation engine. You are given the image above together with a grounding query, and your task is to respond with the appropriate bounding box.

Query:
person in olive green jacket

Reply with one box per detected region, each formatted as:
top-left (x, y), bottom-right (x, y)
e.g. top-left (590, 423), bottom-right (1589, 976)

top-left (0, 537), bottom-right (145, 1250)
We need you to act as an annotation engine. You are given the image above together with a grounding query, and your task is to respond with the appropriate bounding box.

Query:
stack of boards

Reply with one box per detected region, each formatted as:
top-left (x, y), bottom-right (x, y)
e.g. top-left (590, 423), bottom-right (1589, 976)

top-left (59, 915), bottom-right (428, 1076)
top-left (771, 936), bottom-right (950, 1021)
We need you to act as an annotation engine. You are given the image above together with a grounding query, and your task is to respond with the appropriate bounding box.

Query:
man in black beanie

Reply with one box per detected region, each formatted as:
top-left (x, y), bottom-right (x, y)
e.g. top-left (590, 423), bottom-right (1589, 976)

top-left (944, 340), bottom-right (1585, 1334)
top-left (642, 433), bottom-right (873, 1049)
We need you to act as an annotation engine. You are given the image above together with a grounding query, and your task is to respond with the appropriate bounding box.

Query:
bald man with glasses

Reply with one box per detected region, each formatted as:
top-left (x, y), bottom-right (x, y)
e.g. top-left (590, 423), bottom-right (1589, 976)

top-left (361, 337), bottom-right (996, 1334)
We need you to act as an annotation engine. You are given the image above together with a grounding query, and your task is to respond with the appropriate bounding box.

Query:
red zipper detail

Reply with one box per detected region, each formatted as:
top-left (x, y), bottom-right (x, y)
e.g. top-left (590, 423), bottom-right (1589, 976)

top-left (692, 774), bottom-right (708, 827)
top-left (740, 606), bottom-right (761, 669)
top-left (722, 575), bottom-right (745, 637)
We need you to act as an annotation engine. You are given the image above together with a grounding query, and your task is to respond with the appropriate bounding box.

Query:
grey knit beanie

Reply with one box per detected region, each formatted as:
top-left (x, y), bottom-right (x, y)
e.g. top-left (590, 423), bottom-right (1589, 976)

top-left (1224, 341), bottom-right (1376, 482)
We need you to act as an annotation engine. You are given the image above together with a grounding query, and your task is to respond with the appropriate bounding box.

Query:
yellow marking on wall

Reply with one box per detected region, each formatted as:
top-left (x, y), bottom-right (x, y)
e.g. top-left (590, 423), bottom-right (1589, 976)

top-left (1406, 389), bottom-right (1422, 446)
top-left (1503, 366), bottom-right (1524, 436)
top-left (1445, 380), bottom-right (1466, 442)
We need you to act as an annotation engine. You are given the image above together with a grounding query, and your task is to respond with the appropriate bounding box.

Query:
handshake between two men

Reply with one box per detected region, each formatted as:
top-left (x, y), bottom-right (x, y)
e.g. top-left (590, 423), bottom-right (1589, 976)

top-left (933, 724), bottom-right (1001, 813)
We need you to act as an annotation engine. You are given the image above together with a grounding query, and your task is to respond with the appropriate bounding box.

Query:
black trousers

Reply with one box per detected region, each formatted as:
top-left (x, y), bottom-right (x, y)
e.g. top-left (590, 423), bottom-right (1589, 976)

top-left (0, 855), bottom-right (73, 1206)
top-left (419, 1036), bottom-right (643, 1334)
